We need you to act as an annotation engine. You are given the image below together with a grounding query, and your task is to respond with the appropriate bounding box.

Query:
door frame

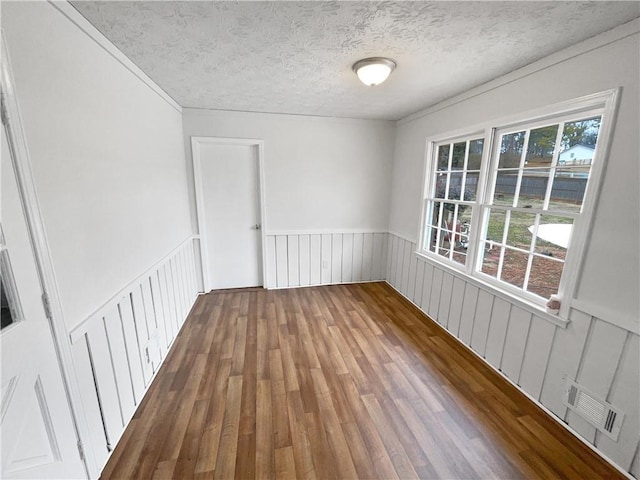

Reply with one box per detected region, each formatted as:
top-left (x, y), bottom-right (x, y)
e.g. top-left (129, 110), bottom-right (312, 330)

top-left (1, 33), bottom-right (94, 476)
top-left (191, 136), bottom-right (268, 292)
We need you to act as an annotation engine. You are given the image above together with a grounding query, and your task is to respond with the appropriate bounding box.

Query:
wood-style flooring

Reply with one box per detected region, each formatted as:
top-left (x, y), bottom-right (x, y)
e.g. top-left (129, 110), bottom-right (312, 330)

top-left (100, 282), bottom-right (624, 479)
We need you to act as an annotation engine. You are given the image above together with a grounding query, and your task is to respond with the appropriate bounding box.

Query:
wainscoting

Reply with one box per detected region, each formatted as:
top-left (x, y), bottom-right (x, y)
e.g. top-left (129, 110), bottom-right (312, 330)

top-left (264, 232), bottom-right (388, 289)
top-left (68, 238), bottom-right (200, 475)
top-left (385, 232), bottom-right (640, 477)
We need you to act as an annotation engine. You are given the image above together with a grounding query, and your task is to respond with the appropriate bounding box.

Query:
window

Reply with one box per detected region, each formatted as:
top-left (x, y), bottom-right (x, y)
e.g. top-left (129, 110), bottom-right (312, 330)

top-left (419, 91), bottom-right (616, 316)
top-left (423, 136), bottom-right (484, 266)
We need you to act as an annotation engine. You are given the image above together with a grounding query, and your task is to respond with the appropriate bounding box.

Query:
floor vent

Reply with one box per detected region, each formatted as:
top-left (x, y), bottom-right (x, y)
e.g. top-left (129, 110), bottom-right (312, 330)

top-left (563, 378), bottom-right (624, 441)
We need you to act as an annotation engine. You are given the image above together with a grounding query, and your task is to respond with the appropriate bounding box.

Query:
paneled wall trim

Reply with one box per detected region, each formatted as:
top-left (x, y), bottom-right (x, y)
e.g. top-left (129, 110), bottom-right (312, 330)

top-left (68, 238), bottom-right (200, 475)
top-left (384, 232), bottom-right (640, 478)
top-left (264, 232), bottom-right (388, 289)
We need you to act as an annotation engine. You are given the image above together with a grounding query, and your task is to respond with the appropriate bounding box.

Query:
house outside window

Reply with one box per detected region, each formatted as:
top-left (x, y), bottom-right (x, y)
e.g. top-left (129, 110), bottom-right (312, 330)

top-left (418, 90), bottom-right (618, 319)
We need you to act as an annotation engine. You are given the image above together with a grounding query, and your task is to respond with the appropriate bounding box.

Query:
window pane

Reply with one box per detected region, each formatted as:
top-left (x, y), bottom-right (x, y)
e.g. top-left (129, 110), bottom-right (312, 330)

top-left (500, 248), bottom-right (528, 288)
top-left (481, 243), bottom-right (501, 278)
top-left (467, 139), bottom-right (484, 170)
top-left (447, 172), bottom-right (464, 200)
top-left (560, 117), bottom-right (601, 161)
top-left (493, 172), bottom-right (517, 206)
top-left (451, 142), bottom-right (466, 170)
top-left (527, 255), bottom-right (563, 299)
top-left (485, 209), bottom-right (507, 244)
top-left (463, 172), bottom-right (479, 201)
top-left (506, 212), bottom-right (536, 250)
top-left (533, 215), bottom-right (571, 257)
top-left (453, 251), bottom-right (467, 264)
top-left (525, 124), bottom-right (558, 168)
top-left (498, 131), bottom-right (525, 169)
top-left (429, 202), bottom-right (441, 228)
top-left (517, 170), bottom-right (550, 209)
top-left (550, 168), bottom-right (588, 212)
top-left (437, 145), bottom-right (450, 171)
top-left (435, 174), bottom-right (448, 198)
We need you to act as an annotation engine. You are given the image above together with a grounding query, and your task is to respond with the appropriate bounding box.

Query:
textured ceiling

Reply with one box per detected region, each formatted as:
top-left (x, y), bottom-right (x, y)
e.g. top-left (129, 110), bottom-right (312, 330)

top-left (71, 1), bottom-right (639, 120)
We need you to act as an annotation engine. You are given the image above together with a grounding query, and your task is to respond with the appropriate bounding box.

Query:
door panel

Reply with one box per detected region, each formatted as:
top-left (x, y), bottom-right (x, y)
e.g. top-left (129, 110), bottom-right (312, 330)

top-left (1, 116), bottom-right (85, 478)
top-left (199, 143), bottom-right (262, 290)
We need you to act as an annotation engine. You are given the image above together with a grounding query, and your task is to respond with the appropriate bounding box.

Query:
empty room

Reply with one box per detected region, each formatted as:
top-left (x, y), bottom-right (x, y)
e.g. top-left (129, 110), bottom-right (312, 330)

top-left (1, 1), bottom-right (638, 479)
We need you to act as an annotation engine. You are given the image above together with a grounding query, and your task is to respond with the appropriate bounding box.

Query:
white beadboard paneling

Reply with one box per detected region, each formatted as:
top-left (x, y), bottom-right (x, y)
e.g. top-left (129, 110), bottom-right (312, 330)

top-left (141, 279), bottom-right (158, 333)
top-left (64, 240), bottom-right (199, 470)
top-left (400, 240), bottom-right (412, 294)
top-left (275, 235), bottom-right (288, 288)
top-left (149, 273), bottom-right (169, 355)
top-left (446, 277), bottom-right (466, 337)
top-left (518, 316), bottom-right (556, 400)
top-left (458, 284), bottom-right (478, 345)
top-left (539, 309), bottom-right (592, 417)
top-left (420, 262), bottom-right (434, 313)
top-left (352, 233), bottom-right (364, 282)
top-left (413, 259), bottom-right (425, 307)
top-left (86, 320), bottom-right (124, 445)
top-left (310, 234), bottom-right (322, 285)
top-left (321, 234), bottom-right (332, 284)
top-left (265, 236), bottom-right (277, 288)
top-left (372, 233), bottom-right (384, 280)
top-left (362, 233), bottom-right (373, 281)
top-left (170, 258), bottom-right (185, 319)
top-left (117, 297), bottom-right (145, 402)
top-left (165, 262), bottom-right (180, 333)
top-left (470, 290), bottom-right (494, 356)
top-left (386, 234), bottom-right (396, 284)
top-left (380, 233), bottom-right (388, 280)
top-left (388, 234), bottom-right (398, 286)
top-left (437, 272), bottom-right (454, 329)
top-left (407, 252), bottom-right (418, 302)
top-left (158, 265), bottom-right (176, 341)
top-left (131, 287), bottom-right (150, 345)
top-left (567, 319), bottom-right (628, 443)
top-left (287, 235), bottom-right (300, 287)
top-left (596, 333), bottom-right (640, 470)
top-left (484, 297), bottom-right (511, 366)
top-left (299, 234), bottom-right (311, 286)
top-left (72, 341), bottom-right (110, 459)
top-left (342, 233), bottom-right (353, 283)
top-left (331, 233), bottom-right (343, 284)
top-left (102, 306), bottom-right (136, 422)
top-left (186, 244), bottom-right (198, 298)
top-left (429, 268), bottom-right (443, 321)
top-left (130, 290), bottom-right (153, 386)
top-left (173, 252), bottom-right (186, 317)
top-left (501, 306), bottom-right (532, 382)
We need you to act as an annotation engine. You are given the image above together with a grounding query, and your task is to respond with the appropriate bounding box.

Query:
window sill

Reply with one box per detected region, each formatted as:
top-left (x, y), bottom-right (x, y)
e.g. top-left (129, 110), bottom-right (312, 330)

top-left (414, 250), bottom-right (570, 329)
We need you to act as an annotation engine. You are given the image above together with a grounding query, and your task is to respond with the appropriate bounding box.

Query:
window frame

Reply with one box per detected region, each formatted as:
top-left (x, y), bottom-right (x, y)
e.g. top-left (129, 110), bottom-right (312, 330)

top-left (417, 89), bottom-right (620, 323)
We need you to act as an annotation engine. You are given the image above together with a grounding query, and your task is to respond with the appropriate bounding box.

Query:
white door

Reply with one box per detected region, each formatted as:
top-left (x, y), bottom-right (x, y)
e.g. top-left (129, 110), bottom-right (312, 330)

top-left (195, 141), bottom-right (263, 290)
top-left (1, 116), bottom-right (85, 478)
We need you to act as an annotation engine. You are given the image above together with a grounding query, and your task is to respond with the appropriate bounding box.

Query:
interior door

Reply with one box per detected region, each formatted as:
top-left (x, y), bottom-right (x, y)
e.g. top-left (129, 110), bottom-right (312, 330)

top-left (1, 114), bottom-right (86, 478)
top-left (197, 142), bottom-right (263, 290)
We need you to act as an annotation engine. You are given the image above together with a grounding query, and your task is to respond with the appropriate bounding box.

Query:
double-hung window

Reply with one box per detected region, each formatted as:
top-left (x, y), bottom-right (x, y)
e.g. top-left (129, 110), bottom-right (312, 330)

top-left (419, 91), bottom-right (617, 317)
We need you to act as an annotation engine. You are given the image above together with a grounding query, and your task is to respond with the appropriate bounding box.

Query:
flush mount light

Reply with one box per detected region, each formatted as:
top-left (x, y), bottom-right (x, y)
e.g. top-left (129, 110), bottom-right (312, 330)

top-left (352, 57), bottom-right (397, 86)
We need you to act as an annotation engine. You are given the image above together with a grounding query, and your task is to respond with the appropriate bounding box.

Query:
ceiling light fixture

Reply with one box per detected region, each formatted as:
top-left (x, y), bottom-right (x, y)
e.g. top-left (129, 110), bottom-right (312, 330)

top-left (352, 57), bottom-right (397, 86)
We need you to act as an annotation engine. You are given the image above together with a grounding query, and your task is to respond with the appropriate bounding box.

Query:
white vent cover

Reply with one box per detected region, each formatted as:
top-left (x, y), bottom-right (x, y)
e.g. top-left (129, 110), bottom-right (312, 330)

top-left (563, 377), bottom-right (625, 441)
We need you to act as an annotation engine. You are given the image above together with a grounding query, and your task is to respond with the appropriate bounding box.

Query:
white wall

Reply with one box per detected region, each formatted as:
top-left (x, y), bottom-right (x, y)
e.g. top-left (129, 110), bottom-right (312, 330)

top-left (2, 1), bottom-right (193, 329)
top-left (386, 22), bottom-right (639, 477)
top-left (183, 109), bottom-right (395, 234)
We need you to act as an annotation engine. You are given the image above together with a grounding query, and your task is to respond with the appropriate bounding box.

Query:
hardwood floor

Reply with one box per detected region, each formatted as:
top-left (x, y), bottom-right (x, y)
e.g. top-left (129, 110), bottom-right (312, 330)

top-left (100, 282), bottom-right (624, 479)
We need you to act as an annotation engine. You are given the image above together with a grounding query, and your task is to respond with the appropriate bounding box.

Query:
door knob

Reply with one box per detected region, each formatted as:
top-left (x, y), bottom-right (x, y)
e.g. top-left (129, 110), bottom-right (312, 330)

top-left (253, 224), bottom-right (261, 230)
